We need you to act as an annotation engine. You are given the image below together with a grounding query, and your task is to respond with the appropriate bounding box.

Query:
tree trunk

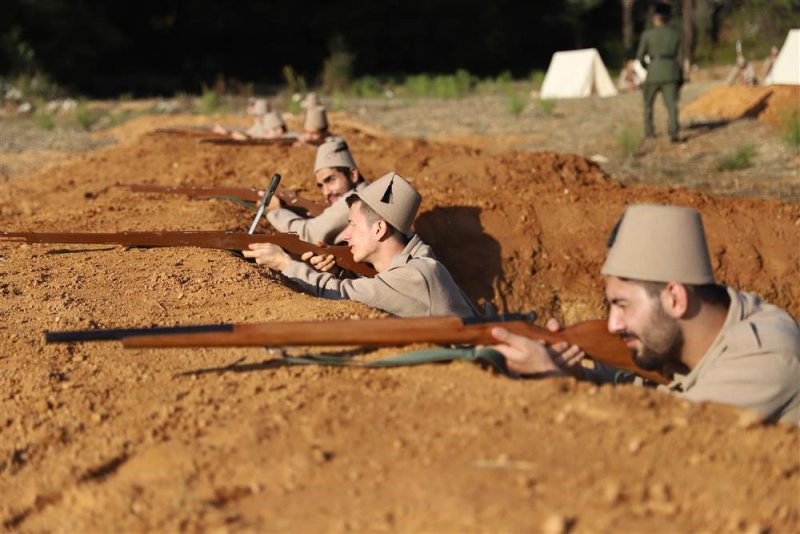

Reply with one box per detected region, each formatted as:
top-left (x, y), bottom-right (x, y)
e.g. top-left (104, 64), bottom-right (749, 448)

top-left (621, 0), bottom-right (634, 57)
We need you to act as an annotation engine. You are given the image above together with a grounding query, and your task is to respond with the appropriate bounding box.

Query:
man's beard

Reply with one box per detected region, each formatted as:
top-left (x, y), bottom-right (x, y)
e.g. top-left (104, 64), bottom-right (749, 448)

top-left (626, 304), bottom-right (684, 372)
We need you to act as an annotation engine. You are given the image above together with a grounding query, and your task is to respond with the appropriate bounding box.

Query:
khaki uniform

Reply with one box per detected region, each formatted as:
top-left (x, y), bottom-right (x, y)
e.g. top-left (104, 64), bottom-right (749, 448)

top-left (280, 234), bottom-right (479, 318)
top-left (636, 23), bottom-right (682, 138)
top-left (588, 288), bottom-right (800, 424)
top-left (266, 181), bottom-right (367, 244)
top-left (663, 288), bottom-right (800, 424)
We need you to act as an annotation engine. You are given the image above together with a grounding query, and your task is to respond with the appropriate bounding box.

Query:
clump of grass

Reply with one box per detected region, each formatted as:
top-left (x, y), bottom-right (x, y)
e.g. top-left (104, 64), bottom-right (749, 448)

top-left (717, 144), bottom-right (755, 171)
top-left (74, 99), bottom-right (100, 131)
top-left (779, 111), bottom-right (800, 150)
top-left (529, 70), bottom-right (546, 89)
top-left (35, 108), bottom-right (55, 130)
top-left (282, 65), bottom-right (307, 95)
top-left (321, 35), bottom-right (354, 93)
top-left (348, 76), bottom-right (383, 98)
top-left (536, 97), bottom-right (556, 116)
top-left (507, 91), bottom-right (525, 118)
top-left (617, 125), bottom-right (643, 159)
top-left (402, 69), bottom-right (474, 99)
top-left (199, 86), bottom-right (220, 114)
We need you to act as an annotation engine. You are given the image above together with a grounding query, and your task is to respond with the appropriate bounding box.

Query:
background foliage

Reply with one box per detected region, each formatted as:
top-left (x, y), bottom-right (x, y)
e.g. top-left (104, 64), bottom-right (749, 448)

top-left (1, 0), bottom-right (798, 97)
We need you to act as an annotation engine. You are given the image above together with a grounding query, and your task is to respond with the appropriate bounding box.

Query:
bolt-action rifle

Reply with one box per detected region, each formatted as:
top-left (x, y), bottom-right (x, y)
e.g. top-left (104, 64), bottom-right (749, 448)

top-left (43, 315), bottom-right (667, 384)
top-left (120, 184), bottom-right (326, 217)
top-left (0, 231), bottom-right (376, 277)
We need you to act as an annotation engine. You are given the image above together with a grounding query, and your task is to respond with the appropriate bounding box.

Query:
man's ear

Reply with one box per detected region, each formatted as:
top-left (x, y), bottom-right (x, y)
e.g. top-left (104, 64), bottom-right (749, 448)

top-left (374, 219), bottom-right (391, 241)
top-left (661, 282), bottom-right (689, 319)
top-left (349, 168), bottom-right (360, 187)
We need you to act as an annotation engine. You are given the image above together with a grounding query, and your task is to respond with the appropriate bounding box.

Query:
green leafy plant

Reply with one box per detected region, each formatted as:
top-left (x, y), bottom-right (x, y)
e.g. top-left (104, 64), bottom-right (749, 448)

top-left (507, 91), bottom-right (525, 118)
top-left (35, 108), bottom-right (55, 130)
top-left (617, 125), bottom-right (643, 159)
top-left (402, 70), bottom-right (474, 99)
top-left (780, 111), bottom-right (800, 150)
top-left (74, 99), bottom-right (99, 131)
top-left (536, 97), bottom-right (556, 116)
top-left (529, 70), bottom-right (546, 89)
top-left (321, 35), bottom-right (354, 93)
top-left (199, 86), bottom-right (220, 114)
top-left (717, 144), bottom-right (755, 171)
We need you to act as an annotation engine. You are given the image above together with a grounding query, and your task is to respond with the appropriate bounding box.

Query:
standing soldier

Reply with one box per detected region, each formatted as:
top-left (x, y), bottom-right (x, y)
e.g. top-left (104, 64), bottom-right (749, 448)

top-left (636, 3), bottom-right (683, 142)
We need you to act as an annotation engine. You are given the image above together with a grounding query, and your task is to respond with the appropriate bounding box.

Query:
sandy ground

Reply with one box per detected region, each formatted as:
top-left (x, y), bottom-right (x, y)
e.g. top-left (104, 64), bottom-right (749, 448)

top-left (0, 98), bottom-right (799, 532)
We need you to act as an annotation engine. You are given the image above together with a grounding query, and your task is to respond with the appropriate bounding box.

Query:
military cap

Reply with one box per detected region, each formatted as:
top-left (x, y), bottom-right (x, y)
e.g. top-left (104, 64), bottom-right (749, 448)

top-left (346, 172), bottom-right (421, 237)
top-left (314, 140), bottom-right (357, 172)
top-left (601, 204), bottom-right (715, 285)
top-left (304, 105), bottom-right (329, 131)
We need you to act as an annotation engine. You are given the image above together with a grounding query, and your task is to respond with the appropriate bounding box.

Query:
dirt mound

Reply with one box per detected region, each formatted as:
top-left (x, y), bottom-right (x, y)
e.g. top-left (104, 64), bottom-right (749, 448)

top-left (1, 114), bottom-right (799, 532)
top-left (680, 85), bottom-right (773, 123)
top-left (758, 84), bottom-right (800, 126)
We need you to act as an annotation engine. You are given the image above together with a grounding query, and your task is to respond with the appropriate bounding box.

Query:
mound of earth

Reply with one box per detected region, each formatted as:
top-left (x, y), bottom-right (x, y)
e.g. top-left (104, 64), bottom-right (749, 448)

top-left (680, 85), bottom-right (773, 124)
top-left (758, 85), bottom-right (800, 126)
top-left (1, 114), bottom-right (798, 532)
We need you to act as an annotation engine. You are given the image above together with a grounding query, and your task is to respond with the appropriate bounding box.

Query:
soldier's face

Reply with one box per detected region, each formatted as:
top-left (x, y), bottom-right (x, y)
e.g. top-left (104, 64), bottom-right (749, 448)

top-left (315, 168), bottom-right (357, 205)
top-left (605, 277), bottom-right (684, 371)
top-left (342, 201), bottom-right (379, 264)
top-left (304, 129), bottom-right (325, 144)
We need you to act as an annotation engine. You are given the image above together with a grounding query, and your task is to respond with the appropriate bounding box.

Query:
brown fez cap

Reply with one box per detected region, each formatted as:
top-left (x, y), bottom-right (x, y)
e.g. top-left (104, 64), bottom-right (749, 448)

top-left (346, 172), bottom-right (421, 237)
top-left (601, 204), bottom-right (715, 285)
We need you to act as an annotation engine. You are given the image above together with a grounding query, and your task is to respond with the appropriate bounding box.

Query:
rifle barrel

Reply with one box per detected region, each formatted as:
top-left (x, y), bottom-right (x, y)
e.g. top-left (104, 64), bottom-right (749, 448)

top-left (0, 231), bottom-right (376, 277)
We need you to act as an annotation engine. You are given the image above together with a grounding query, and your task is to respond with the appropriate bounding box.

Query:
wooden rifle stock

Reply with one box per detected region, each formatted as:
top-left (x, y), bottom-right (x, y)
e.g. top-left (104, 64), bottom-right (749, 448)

top-left (44, 316), bottom-right (667, 384)
top-left (200, 137), bottom-right (295, 147)
top-left (121, 184), bottom-right (326, 217)
top-left (152, 127), bottom-right (226, 138)
top-left (0, 231), bottom-right (376, 277)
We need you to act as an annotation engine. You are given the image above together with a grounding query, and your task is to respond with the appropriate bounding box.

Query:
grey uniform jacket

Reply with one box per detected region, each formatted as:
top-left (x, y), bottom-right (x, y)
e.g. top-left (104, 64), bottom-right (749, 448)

top-left (266, 181), bottom-right (367, 245)
top-left (280, 234), bottom-right (479, 318)
top-left (587, 287), bottom-right (800, 424)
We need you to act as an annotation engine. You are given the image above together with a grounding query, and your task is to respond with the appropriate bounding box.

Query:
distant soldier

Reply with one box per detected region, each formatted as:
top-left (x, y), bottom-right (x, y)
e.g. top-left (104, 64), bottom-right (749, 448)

top-left (244, 172), bottom-right (480, 318)
top-left (725, 53), bottom-right (758, 87)
top-left (212, 97), bottom-right (270, 138)
top-left (636, 3), bottom-right (683, 142)
top-left (490, 205), bottom-right (800, 425)
top-left (761, 46), bottom-right (780, 82)
top-left (266, 139), bottom-right (368, 245)
top-left (298, 106), bottom-right (342, 146)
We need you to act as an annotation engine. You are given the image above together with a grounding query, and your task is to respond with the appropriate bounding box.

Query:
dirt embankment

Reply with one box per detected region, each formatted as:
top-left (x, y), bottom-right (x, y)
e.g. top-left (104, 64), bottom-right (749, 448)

top-left (0, 115), bottom-right (798, 532)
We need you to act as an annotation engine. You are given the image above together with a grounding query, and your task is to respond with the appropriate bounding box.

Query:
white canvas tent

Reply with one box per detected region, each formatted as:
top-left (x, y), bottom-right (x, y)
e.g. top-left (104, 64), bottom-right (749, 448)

top-left (540, 48), bottom-right (618, 99)
top-left (765, 29), bottom-right (800, 85)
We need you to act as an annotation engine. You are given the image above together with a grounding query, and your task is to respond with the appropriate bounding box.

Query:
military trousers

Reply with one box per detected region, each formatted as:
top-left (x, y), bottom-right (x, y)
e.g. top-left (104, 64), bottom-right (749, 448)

top-left (642, 82), bottom-right (679, 139)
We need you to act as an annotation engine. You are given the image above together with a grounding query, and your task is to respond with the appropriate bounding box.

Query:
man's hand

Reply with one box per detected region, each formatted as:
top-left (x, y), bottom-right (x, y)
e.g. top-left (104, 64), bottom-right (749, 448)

top-left (231, 131), bottom-right (247, 141)
top-left (300, 241), bottom-right (338, 273)
top-left (212, 124), bottom-right (228, 135)
top-left (242, 243), bottom-right (291, 271)
top-left (490, 318), bottom-right (585, 377)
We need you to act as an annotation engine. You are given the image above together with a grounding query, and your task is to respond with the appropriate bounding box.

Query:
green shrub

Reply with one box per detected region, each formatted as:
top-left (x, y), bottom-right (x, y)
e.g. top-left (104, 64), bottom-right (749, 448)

top-left (617, 125), bottom-right (642, 159)
top-left (508, 91), bottom-right (525, 118)
top-left (348, 76), bottom-right (382, 98)
top-left (287, 98), bottom-right (302, 115)
top-left (780, 111), bottom-right (800, 150)
top-left (199, 86), bottom-right (220, 114)
top-left (529, 70), bottom-right (546, 89)
top-left (74, 99), bottom-right (99, 131)
top-left (35, 109), bottom-right (55, 130)
top-left (402, 70), bottom-right (474, 99)
top-left (717, 144), bottom-right (755, 171)
top-left (282, 65), bottom-right (307, 95)
top-left (321, 35), bottom-right (354, 92)
top-left (536, 97), bottom-right (556, 116)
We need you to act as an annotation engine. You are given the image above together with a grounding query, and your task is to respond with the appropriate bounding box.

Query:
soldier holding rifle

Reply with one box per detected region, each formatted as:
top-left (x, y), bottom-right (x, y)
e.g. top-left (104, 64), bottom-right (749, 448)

top-left (265, 140), bottom-right (368, 246)
top-left (244, 172), bottom-right (479, 318)
top-left (490, 205), bottom-right (800, 424)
